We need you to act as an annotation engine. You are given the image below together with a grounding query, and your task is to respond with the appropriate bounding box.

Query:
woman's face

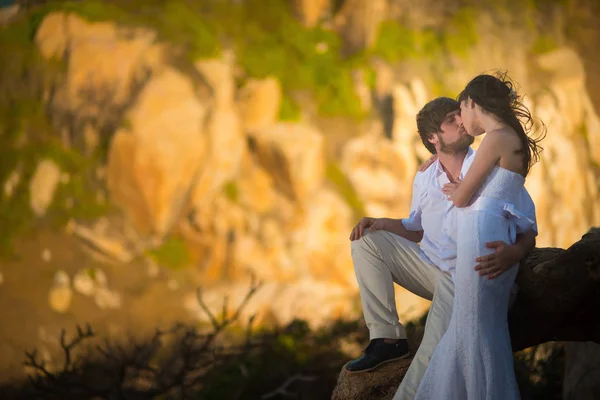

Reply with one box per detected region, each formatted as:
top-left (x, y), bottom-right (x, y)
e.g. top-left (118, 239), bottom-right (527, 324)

top-left (458, 98), bottom-right (483, 136)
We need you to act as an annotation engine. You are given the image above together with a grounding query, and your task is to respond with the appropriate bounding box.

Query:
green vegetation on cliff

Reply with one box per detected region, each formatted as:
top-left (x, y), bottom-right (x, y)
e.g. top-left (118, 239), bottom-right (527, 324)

top-left (7, 0), bottom-right (490, 122)
top-left (0, 13), bottom-right (51, 256)
top-left (30, 0), bottom-right (365, 119)
top-left (372, 7), bottom-right (478, 63)
top-left (325, 162), bottom-right (365, 220)
top-left (146, 236), bottom-right (190, 270)
top-left (0, 9), bottom-right (110, 258)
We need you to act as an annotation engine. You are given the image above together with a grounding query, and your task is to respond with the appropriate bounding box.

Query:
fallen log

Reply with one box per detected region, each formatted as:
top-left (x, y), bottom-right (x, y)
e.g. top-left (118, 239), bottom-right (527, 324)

top-left (332, 228), bottom-right (600, 400)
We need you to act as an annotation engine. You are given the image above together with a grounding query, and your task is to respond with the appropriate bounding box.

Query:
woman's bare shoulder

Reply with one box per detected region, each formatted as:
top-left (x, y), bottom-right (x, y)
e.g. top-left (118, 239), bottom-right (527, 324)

top-left (487, 127), bottom-right (521, 149)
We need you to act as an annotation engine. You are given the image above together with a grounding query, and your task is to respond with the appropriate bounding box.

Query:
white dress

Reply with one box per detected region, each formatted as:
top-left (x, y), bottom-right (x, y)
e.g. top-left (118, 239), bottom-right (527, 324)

top-left (414, 166), bottom-right (534, 400)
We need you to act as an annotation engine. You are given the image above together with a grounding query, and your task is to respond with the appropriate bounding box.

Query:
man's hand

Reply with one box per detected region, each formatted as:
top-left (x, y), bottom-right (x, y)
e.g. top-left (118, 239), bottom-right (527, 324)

top-left (349, 217), bottom-right (388, 241)
top-left (474, 241), bottom-right (522, 279)
top-left (418, 154), bottom-right (438, 172)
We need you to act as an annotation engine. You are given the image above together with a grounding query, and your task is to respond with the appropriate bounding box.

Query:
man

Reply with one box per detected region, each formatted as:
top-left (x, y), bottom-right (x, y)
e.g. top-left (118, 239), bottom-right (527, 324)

top-left (345, 97), bottom-right (537, 399)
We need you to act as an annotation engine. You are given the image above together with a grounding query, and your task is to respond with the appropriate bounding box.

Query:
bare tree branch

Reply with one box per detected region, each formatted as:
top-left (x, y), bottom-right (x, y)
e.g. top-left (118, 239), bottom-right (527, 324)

top-left (261, 374), bottom-right (318, 399)
top-left (16, 274), bottom-right (264, 399)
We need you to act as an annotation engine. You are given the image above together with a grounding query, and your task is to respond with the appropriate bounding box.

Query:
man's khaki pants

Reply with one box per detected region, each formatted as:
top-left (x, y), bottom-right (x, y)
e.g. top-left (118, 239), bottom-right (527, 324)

top-left (351, 230), bottom-right (454, 400)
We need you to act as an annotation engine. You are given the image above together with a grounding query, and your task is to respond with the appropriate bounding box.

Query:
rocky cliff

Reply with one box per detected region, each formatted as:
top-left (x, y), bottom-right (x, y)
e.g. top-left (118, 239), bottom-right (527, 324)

top-left (1, 0), bottom-right (599, 356)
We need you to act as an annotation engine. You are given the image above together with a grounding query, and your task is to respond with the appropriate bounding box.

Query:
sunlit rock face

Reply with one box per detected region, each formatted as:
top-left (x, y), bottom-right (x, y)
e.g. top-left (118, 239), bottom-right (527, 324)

top-left (28, 8), bottom-right (600, 331)
top-left (333, 0), bottom-right (387, 55)
top-left (35, 12), bottom-right (168, 151)
top-left (290, 0), bottom-right (331, 28)
top-left (107, 67), bottom-right (211, 237)
top-left (528, 48), bottom-right (600, 248)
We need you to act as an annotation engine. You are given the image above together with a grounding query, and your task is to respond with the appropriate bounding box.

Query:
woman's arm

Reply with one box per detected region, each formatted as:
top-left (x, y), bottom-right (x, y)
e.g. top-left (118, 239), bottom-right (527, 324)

top-left (448, 132), bottom-right (504, 207)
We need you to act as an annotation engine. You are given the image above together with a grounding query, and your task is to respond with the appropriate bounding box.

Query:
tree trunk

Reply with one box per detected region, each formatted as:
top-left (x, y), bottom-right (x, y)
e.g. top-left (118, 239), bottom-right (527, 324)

top-left (332, 228), bottom-right (600, 400)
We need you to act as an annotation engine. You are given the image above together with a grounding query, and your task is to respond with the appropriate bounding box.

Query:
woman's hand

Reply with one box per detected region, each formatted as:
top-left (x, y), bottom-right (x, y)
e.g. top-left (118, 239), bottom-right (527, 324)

top-left (442, 178), bottom-right (462, 199)
top-left (418, 154), bottom-right (438, 172)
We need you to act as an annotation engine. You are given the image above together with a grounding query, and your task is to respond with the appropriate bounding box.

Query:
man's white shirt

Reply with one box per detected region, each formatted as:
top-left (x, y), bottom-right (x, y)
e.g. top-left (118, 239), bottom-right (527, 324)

top-left (401, 148), bottom-right (538, 271)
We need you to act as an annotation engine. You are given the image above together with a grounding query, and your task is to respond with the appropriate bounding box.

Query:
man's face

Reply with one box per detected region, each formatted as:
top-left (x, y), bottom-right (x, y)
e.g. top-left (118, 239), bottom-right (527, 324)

top-left (432, 110), bottom-right (474, 154)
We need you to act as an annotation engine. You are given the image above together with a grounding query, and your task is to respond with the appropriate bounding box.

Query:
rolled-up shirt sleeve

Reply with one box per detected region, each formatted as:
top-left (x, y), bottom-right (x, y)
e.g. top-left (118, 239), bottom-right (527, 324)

top-left (515, 187), bottom-right (538, 235)
top-left (402, 172), bottom-right (424, 231)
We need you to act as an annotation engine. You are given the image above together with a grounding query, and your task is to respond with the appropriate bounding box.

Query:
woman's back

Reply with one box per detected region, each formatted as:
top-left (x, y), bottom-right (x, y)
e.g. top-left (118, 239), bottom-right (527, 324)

top-left (492, 127), bottom-right (527, 178)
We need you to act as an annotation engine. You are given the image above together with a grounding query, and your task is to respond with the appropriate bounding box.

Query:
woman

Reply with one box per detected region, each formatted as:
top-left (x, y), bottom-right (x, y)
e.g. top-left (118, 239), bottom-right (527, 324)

top-left (414, 73), bottom-right (544, 399)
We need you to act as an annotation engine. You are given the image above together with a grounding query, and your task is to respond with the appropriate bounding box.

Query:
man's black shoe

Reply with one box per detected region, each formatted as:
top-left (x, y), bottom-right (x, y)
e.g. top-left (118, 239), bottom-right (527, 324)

top-left (345, 338), bottom-right (410, 373)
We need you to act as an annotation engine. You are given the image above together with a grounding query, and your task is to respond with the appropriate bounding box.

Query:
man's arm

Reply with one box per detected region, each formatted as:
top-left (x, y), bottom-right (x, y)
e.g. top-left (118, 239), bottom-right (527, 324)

top-left (380, 218), bottom-right (424, 243)
top-left (350, 169), bottom-right (426, 242)
top-left (349, 217), bottom-right (423, 243)
top-left (474, 229), bottom-right (536, 279)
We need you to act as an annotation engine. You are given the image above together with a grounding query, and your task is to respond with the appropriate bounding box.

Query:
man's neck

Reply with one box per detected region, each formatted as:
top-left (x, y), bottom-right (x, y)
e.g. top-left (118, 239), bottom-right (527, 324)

top-left (437, 149), bottom-right (469, 182)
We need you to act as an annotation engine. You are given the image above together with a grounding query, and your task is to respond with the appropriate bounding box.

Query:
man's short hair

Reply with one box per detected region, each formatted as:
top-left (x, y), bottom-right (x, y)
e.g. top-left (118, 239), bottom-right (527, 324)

top-left (416, 97), bottom-right (460, 154)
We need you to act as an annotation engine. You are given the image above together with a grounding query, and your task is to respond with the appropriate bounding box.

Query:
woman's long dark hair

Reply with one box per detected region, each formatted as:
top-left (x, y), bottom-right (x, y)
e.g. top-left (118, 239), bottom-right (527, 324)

top-left (457, 71), bottom-right (545, 176)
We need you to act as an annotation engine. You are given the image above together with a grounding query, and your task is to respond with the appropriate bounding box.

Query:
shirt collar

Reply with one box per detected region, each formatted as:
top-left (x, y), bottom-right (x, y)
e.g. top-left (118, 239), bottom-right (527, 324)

top-left (434, 158), bottom-right (445, 177)
top-left (434, 147), bottom-right (475, 182)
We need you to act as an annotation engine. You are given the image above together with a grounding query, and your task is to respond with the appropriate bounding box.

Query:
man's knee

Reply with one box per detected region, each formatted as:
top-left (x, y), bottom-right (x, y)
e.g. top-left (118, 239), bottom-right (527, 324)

top-left (350, 232), bottom-right (387, 275)
top-left (350, 234), bottom-right (366, 255)
top-left (351, 230), bottom-right (379, 253)
top-left (350, 230), bottom-right (396, 258)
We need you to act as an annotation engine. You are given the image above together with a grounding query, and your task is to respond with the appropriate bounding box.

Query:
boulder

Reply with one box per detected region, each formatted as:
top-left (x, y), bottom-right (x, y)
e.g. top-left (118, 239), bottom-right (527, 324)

top-left (29, 159), bottom-right (61, 217)
top-left (332, 228), bottom-right (600, 399)
top-left (333, 0), bottom-right (387, 55)
top-left (250, 123), bottom-right (325, 201)
top-left (238, 77), bottom-right (282, 132)
top-left (290, 0), bottom-right (331, 27)
top-left (107, 67), bottom-right (210, 237)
